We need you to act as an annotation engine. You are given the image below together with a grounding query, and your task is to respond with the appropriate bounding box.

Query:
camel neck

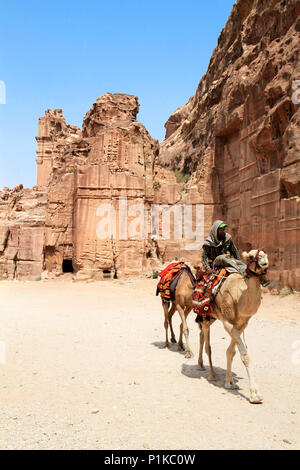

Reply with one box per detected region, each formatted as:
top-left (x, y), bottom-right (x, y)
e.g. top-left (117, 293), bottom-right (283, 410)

top-left (246, 274), bottom-right (261, 295)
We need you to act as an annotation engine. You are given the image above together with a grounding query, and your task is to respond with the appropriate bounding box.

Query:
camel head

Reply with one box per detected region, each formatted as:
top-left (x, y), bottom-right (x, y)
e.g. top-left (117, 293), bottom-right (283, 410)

top-left (242, 249), bottom-right (269, 274)
top-left (193, 264), bottom-right (204, 278)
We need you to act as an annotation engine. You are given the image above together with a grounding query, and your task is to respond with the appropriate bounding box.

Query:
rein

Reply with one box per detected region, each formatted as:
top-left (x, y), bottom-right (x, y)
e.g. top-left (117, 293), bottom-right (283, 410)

top-left (246, 249), bottom-right (268, 278)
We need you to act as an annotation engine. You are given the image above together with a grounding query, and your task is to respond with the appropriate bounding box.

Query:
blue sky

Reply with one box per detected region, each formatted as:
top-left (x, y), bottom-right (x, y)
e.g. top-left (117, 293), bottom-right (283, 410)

top-left (0, 0), bottom-right (235, 189)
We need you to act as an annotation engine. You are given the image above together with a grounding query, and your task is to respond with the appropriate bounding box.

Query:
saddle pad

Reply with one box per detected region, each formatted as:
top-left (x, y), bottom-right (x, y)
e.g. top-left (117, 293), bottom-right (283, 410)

top-left (156, 263), bottom-right (182, 302)
top-left (192, 268), bottom-right (227, 316)
top-left (169, 267), bottom-right (196, 300)
top-left (157, 263), bottom-right (195, 303)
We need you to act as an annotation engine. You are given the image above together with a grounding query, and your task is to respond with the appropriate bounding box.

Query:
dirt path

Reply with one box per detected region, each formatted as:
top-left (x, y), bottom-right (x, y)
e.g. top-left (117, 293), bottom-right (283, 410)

top-left (0, 279), bottom-right (299, 450)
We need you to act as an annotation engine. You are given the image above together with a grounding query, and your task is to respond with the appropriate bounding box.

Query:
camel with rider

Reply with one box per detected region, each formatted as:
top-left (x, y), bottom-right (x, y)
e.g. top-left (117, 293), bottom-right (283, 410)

top-left (161, 249), bottom-right (268, 404)
top-left (197, 249), bottom-right (268, 404)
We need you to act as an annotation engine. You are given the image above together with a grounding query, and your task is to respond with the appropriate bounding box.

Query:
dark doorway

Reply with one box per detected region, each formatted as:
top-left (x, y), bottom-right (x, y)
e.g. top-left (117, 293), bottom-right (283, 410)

top-left (62, 259), bottom-right (73, 273)
top-left (103, 270), bottom-right (111, 279)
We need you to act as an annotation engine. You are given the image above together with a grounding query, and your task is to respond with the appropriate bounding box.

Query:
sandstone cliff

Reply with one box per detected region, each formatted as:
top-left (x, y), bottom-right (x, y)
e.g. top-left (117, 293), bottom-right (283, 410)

top-left (0, 185), bottom-right (47, 279)
top-left (0, 94), bottom-right (182, 280)
top-left (36, 93), bottom-right (164, 279)
top-left (160, 0), bottom-right (300, 289)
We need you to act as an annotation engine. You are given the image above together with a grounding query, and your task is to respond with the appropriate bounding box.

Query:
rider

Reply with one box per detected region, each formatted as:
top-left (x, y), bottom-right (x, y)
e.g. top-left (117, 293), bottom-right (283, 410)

top-left (202, 220), bottom-right (270, 287)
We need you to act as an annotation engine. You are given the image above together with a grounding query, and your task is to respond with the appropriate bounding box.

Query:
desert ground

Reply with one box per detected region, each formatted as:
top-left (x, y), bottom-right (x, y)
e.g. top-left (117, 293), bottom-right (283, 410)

top-left (0, 278), bottom-right (299, 450)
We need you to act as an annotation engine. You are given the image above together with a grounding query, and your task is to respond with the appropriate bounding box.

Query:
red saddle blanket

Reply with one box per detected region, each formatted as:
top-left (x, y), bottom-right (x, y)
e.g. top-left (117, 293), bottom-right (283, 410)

top-left (157, 263), bottom-right (182, 302)
top-left (192, 269), bottom-right (227, 317)
top-left (159, 263), bottom-right (180, 280)
top-left (157, 262), bottom-right (197, 303)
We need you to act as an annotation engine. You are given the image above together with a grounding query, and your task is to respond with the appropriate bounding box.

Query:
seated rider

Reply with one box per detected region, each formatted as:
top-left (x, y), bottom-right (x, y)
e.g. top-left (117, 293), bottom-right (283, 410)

top-left (202, 220), bottom-right (270, 287)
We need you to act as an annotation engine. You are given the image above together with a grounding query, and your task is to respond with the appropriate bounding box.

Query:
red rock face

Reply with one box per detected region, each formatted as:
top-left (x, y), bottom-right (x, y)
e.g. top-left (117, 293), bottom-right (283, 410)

top-left (73, 93), bottom-right (160, 278)
top-left (36, 108), bottom-right (81, 275)
top-left (2, 93), bottom-right (197, 280)
top-left (1, 93), bottom-right (185, 280)
top-left (36, 108), bottom-right (81, 186)
top-left (159, 0), bottom-right (300, 290)
top-left (0, 185), bottom-right (47, 280)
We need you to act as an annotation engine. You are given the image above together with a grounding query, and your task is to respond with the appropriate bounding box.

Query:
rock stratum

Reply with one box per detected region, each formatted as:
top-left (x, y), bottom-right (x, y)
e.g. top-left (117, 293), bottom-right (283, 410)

top-left (0, 0), bottom-right (299, 289)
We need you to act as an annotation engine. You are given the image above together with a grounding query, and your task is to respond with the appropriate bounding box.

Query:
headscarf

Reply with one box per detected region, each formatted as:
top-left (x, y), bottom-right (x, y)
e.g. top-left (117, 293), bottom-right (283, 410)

top-left (203, 220), bottom-right (229, 248)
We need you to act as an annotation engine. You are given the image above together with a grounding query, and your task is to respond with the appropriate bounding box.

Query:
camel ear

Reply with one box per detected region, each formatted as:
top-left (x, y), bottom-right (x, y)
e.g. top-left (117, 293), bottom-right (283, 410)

top-left (194, 264), bottom-right (203, 275)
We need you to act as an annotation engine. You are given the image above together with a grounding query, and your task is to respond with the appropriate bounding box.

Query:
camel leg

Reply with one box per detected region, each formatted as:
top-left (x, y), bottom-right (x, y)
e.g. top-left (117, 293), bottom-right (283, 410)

top-left (225, 339), bottom-right (238, 389)
top-left (176, 304), bottom-right (193, 358)
top-left (202, 323), bottom-right (216, 381)
top-left (178, 323), bottom-right (184, 351)
top-left (184, 306), bottom-right (193, 357)
top-left (162, 302), bottom-right (170, 348)
top-left (222, 320), bottom-right (263, 404)
top-left (198, 326), bottom-right (205, 370)
top-left (168, 303), bottom-right (177, 343)
top-left (225, 323), bottom-right (248, 389)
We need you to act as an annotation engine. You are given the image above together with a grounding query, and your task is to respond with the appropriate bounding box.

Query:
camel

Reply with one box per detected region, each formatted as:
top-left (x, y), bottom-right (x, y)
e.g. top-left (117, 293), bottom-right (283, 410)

top-left (197, 249), bottom-right (269, 404)
top-left (162, 270), bottom-right (195, 359)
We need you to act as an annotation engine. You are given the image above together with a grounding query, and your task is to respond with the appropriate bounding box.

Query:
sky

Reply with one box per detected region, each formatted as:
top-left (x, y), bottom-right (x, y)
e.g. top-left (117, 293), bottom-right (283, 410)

top-left (0, 0), bottom-right (235, 189)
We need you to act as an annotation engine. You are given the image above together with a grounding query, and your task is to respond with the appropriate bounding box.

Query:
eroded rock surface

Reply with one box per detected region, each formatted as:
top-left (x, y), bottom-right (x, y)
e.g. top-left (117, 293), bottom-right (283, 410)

top-left (1, 94), bottom-right (184, 280)
top-left (0, 185), bottom-right (47, 279)
top-left (159, 0), bottom-right (300, 289)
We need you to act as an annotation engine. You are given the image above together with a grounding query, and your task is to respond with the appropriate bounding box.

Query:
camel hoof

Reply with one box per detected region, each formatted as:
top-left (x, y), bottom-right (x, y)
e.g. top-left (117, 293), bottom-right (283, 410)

top-left (208, 374), bottom-right (217, 382)
top-left (250, 394), bottom-right (263, 404)
top-left (225, 381), bottom-right (239, 390)
top-left (171, 338), bottom-right (177, 344)
top-left (198, 364), bottom-right (205, 371)
top-left (164, 342), bottom-right (170, 349)
top-left (184, 351), bottom-right (193, 359)
top-left (178, 344), bottom-right (185, 351)
top-left (250, 386), bottom-right (263, 404)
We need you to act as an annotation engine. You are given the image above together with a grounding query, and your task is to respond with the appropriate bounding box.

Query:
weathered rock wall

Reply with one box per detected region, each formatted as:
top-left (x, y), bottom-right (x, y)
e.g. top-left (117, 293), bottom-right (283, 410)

top-left (160, 0), bottom-right (300, 289)
top-left (73, 93), bottom-right (160, 278)
top-left (36, 109), bottom-right (81, 186)
top-left (0, 185), bottom-right (47, 279)
top-left (35, 109), bottom-right (80, 274)
top-left (1, 93), bottom-right (188, 280)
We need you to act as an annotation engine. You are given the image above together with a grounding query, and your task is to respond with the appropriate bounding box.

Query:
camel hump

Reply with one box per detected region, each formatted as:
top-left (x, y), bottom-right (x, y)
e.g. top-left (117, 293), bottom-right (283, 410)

top-left (221, 272), bottom-right (247, 296)
top-left (227, 273), bottom-right (244, 280)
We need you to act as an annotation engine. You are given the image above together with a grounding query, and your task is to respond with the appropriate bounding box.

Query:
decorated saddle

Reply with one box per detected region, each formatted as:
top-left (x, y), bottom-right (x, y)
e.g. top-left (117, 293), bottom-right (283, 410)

top-left (192, 268), bottom-right (227, 319)
top-left (156, 262), bottom-right (195, 303)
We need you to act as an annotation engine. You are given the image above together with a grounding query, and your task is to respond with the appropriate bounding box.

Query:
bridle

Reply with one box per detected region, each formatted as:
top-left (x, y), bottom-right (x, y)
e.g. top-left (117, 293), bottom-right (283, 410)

top-left (246, 249), bottom-right (268, 278)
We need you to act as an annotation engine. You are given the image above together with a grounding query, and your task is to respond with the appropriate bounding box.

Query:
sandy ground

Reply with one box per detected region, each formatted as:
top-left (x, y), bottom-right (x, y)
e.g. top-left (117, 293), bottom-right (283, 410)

top-left (0, 278), bottom-right (299, 450)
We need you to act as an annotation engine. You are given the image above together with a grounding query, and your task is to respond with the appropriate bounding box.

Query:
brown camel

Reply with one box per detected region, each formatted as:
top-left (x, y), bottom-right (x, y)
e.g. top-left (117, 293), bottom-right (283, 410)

top-left (197, 249), bottom-right (269, 404)
top-left (162, 270), bottom-right (195, 358)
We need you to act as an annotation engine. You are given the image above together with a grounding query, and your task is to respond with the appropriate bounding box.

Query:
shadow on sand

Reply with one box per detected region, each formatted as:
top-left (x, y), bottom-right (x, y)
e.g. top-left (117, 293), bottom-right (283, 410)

top-left (151, 341), bottom-right (187, 356)
top-left (152, 340), bottom-right (251, 403)
top-left (181, 363), bottom-right (250, 402)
